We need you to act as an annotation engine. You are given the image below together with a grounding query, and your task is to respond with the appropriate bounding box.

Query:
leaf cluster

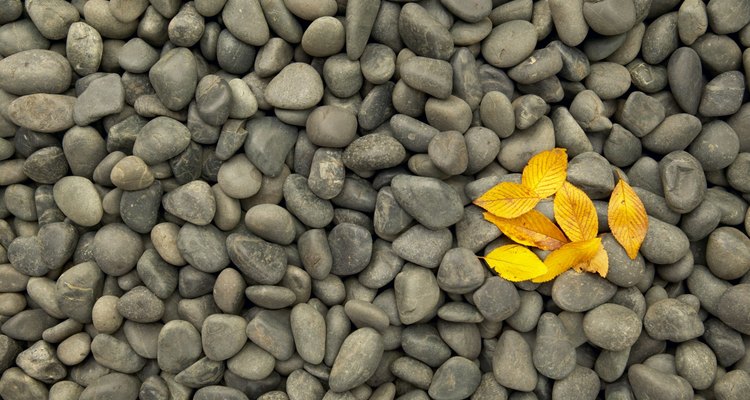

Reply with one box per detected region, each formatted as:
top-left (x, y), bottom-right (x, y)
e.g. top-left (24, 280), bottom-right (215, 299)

top-left (474, 148), bottom-right (648, 283)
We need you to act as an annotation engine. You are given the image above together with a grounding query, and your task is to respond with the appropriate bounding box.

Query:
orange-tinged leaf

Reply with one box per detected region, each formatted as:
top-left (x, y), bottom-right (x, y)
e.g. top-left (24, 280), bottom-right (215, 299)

top-left (574, 242), bottom-right (609, 278)
top-left (608, 178), bottom-right (648, 259)
top-left (483, 210), bottom-right (569, 251)
top-left (554, 181), bottom-right (598, 242)
top-left (531, 237), bottom-right (601, 283)
top-left (473, 182), bottom-right (540, 219)
top-left (522, 148), bottom-right (568, 198)
top-left (482, 244), bottom-right (548, 282)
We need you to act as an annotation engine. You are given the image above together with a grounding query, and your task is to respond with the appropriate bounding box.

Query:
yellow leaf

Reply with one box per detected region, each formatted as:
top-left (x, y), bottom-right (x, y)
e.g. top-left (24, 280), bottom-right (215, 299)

top-left (554, 181), bottom-right (599, 242)
top-left (473, 182), bottom-right (540, 219)
top-left (521, 148), bottom-right (568, 198)
top-left (574, 242), bottom-right (609, 278)
top-left (608, 177), bottom-right (648, 259)
top-left (531, 238), bottom-right (601, 283)
top-left (482, 244), bottom-right (548, 282)
top-left (484, 210), bottom-right (569, 251)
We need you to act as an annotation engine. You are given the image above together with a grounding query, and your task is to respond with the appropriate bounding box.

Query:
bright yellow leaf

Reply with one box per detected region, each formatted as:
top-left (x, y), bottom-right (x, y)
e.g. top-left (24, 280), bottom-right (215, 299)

top-left (531, 238), bottom-right (601, 283)
top-left (473, 182), bottom-right (540, 219)
top-left (484, 210), bottom-right (569, 251)
top-left (482, 244), bottom-right (548, 282)
top-left (608, 177), bottom-right (648, 259)
top-left (554, 181), bottom-right (599, 242)
top-left (521, 148), bottom-right (568, 198)
top-left (574, 241), bottom-right (609, 278)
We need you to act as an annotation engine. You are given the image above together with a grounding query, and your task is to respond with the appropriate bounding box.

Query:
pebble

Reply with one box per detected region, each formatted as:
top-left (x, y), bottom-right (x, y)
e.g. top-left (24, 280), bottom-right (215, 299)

top-left (482, 20), bottom-right (537, 68)
top-left (400, 56), bottom-right (453, 99)
top-left (659, 151), bottom-right (707, 214)
top-left (688, 120), bottom-right (740, 172)
top-left (0, 49), bottom-right (72, 95)
top-left (7, 94), bottom-right (76, 133)
top-left (390, 175), bottom-right (463, 230)
top-left (628, 364), bottom-right (693, 400)
top-left (394, 264), bottom-right (441, 325)
top-left (436, 248), bottom-right (485, 294)
top-left (342, 134), bottom-right (406, 172)
top-left (583, 304), bottom-right (642, 351)
top-left (706, 227), bottom-right (750, 280)
top-left (533, 313), bottom-right (576, 380)
top-left (329, 328), bottom-right (383, 392)
top-left (492, 330), bottom-right (537, 392)
top-left (149, 48), bottom-right (197, 111)
top-left (393, 225), bottom-right (452, 269)
top-left (428, 357), bottom-right (481, 400)
top-left (227, 342), bottom-right (275, 381)
top-left (552, 271), bottom-right (617, 312)
top-left (473, 276), bottom-right (520, 322)
top-left (132, 116), bottom-right (191, 165)
top-left (265, 63), bottom-right (324, 110)
top-left (644, 298), bottom-right (704, 342)
top-left (399, 3), bottom-right (454, 61)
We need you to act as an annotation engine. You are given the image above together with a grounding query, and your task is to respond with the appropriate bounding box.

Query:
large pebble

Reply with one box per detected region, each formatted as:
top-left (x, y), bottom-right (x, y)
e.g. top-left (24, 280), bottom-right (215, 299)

top-left (644, 298), bottom-right (704, 342)
top-left (583, 304), bottom-right (642, 351)
top-left (149, 48), bottom-right (197, 111)
top-left (265, 63), bottom-right (324, 110)
top-left (492, 330), bottom-right (537, 392)
top-left (0, 50), bottom-right (72, 95)
top-left (394, 264), bottom-right (441, 325)
top-left (390, 175), bottom-right (463, 230)
top-left (329, 328), bottom-right (383, 392)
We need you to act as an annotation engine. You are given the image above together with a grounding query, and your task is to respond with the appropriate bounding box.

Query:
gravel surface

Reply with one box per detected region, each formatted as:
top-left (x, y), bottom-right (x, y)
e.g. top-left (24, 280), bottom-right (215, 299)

top-left (0, 0), bottom-right (750, 399)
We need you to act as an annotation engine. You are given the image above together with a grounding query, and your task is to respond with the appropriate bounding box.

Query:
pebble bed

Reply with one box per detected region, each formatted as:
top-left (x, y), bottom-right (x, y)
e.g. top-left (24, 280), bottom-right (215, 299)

top-left (1, 0), bottom-right (750, 399)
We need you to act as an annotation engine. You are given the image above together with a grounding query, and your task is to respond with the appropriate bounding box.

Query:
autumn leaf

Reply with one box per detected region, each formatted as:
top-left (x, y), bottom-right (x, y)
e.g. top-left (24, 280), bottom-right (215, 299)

top-left (608, 177), bottom-right (648, 259)
top-left (483, 244), bottom-right (548, 282)
top-left (521, 148), bottom-right (568, 198)
top-left (483, 210), bottom-right (569, 251)
top-left (531, 237), bottom-right (602, 283)
top-left (573, 241), bottom-right (609, 278)
top-left (473, 182), bottom-right (540, 219)
top-left (554, 181), bottom-right (598, 242)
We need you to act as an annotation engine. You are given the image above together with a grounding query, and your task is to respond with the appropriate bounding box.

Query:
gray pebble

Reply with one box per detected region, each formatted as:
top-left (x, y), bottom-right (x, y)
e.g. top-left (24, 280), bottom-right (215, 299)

top-left (7, 94), bottom-right (76, 133)
top-left (306, 105), bottom-right (358, 148)
top-left (117, 286), bottom-right (164, 323)
top-left (552, 271), bottom-right (617, 312)
top-left (90, 333), bottom-right (145, 374)
top-left (223, 0), bottom-right (269, 46)
top-left (628, 363), bottom-right (693, 400)
top-left (217, 154), bottom-right (262, 199)
top-left (492, 330), bottom-right (537, 392)
top-left (245, 116), bottom-right (298, 177)
top-left (302, 17), bottom-right (344, 58)
top-left (390, 174), bottom-right (463, 230)
top-left (227, 342), bottom-right (275, 381)
top-left (716, 284), bottom-right (750, 335)
top-left (0, 49), bottom-right (72, 95)
top-left (329, 328), bottom-right (383, 392)
top-left (400, 56), bottom-right (452, 99)
top-left (482, 20), bottom-right (537, 68)
top-left (266, 63), bottom-right (324, 110)
top-left (706, 227), bottom-right (750, 280)
top-left (675, 339), bottom-right (716, 390)
top-left (497, 116), bottom-right (555, 172)
top-left (395, 264), bottom-right (440, 324)
top-left (158, 320), bottom-right (202, 374)
top-left (583, 303), bottom-right (642, 351)
top-left (428, 357), bottom-right (481, 400)
top-left (399, 3), bottom-right (454, 60)
top-left (345, 299), bottom-right (389, 332)
top-left (177, 223), bottom-right (229, 273)
top-left (473, 276), bottom-right (519, 322)
top-left (533, 312), bottom-right (576, 380)
top-left (728, 152), bottom-right (750, 192)
top-left (644, 298), bottom-right (704, 342)
top-left (162, 180), bottom-right (216, 225)
top-left (714, 370), bottom-right (750, 400)
top-left (343, 134), bottom-right (406, 172)
top-left (618, 91), bottom-right (665, 138)
top-left (667, 47), bottom-right (703, 115)
top-left (149, 48), bottom-right (197, 111)
top-left (566, 151), bottom-right (614, 199)
top-left (133, 116), bottom-right (191, 165)
top-left (699, 71), bottom-right (745, 117)
top-left (227, 233), bottom-right (287, 285)
top-left (392, 225), bottom-right (452, 269)
top-left (659, 151), bottom-right (706, 214)
top-left (688, 120), bottom-right (740, 172)
top-left (66, 22), bottom-right (103, 77)
top-left (437, 247), bottom-right (485, 294)
top-left (328, 223), bottom-right (372, 276)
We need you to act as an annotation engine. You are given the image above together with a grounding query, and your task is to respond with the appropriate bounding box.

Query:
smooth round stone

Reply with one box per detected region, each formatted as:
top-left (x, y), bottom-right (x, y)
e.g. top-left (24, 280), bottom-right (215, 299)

top-left (162, 180), bottom-right (216, 225)
top-left (290, 303), bottom-right (325, 365)
top-left (227, 234), bottom-right (287, 285)
top-left (110, 155), bottom-right (153, 191)
top-left (497, 116), bottom-right (555, 172)
top-left (217, 154), bottom-right (262, 199)
top-left (508, 47), bottom-right (563, 85)
top-left (492, 330), bottom-right (537, 392)
top-left (24, 0), bottom-right (79, 40)
top-left (436, 248), bottom-right (485, 294)
top-left (158, 320), bottom-right (202, 374)
top-left (716, 284), bottom-right (750, 335)
top-left (244, 204), bottom-right (295, 245)
top-left (390, 174), bottom-right (463, 230)
top-left (82, 0), bottom-right (138, 39)
top-left (195, 386), bottom-right (249, 400)
top-left (358, 81), bottom-right (396, 130)
top-left (585, 62), bottom-right (631, 100)
top-left (714, 370), bottom-right (750, 400)
top-left (329, 328), bottom-right (384, 392)
top-left (424, 95), bottom-right (472, 133)
top-left (548, 0), bottom-right (588, 47)
top-left (227, 342), bottom-right (275, 381)
top-left (640, 216), bottom-right (690, 265)
top-left (196, 75), bottom-right (232, 126)
top-left (603, 124), bottom-right (642, 168)
top-left (642, 113), bottom-right (702, 155)
top-left (342, 134), bottom-right (406, 172)
top-left (398, 3), bottom-right (454, 60)
top-left (52, 176), bottom-right (102, 227)
top-left (132, 116), bottom-right (191, 165)
top-left (244, 117), bottom-right (298, 177)
top-left (427, 357), bottom-right (481, 400)
top-left (265, 63), bottom-right (323, 110)
top-left (149, 48), bottom-right (198, 111)
top-left (472, 276), bottom-right (520, 323)
top-left (228, 79), bottom-right (258, 119)
top-left (244, 285), bottom-right (295, 309)
top-left (479, 91), bottom-right (514, 138)
top-left (688, 121), bottom-right (740, 172)
top-left (693, 34), bottom-right (740, 74)
top-left (644, 298), bottom-right (704, 342)
top-left (728, 153), bottom-right (750, 192)
top-left (482, 20), bottom-right (537, 68)
top-left (283, 174), bottom-right (334, 228)
top-left (392, 225), bottom-right (450, 269)
top-left (201, 314), bottom-right (247, 361)
top-left (667, 47), bottom-right (703, 115)
top-left (176, 223), bottom-right (229, 274)
top-left (0, 49), bottom-right (72, 95)
top-left (90, 334), bottom-right (145, 374)
top-left (400, 56), bottom-right (453, 99)
top-left (427, 131), bottom-right (468, 176)
top-left (7, 94), bottom-right (76, 133)
top-left (66, 22), bottom-right (103, 77)
top-left (394, 264), bottom-right (441, 325)
top-left (300, 16), bottom-right (344, 57)
top-left (92, 295), bottom-right (122, 334)
top-left (533, 312), bottom-right (577, 379)
top-left (464, 127), bottom-right (501, 174)
top-left (167, 2), bottom-right (204, 47)
top-left (306, 105), bottom-right (357, 148)
top-left (583, 0), bottom-right (636, 35)
top-left (699, 71), bottom-right (745, 117)
top-left (659, 151), bottom-right (706, 214)
top-left (360, 44), bottom-right (396, 85)
top-left (552, 271), bottom-right (617, 312)
top-left (323, 55), bottom-right (362, 98)
top-left (706, 227), bottom-right (750, 280)
top-left (117, 286), bottom-right (164, 323)
top-left (583, 304), bottom-right (642, 351)
top-left (221, 0), bottom-right (269, 43)
top-left (15, 340), bottom-right (66, 384)
top-left (308, 148), bottom-right (345, 200)
top-left (707, 0), bottom-right (750, 34)
top-left (328, 223), bottom-right (372, 276)
top-left (618, 91), bottom-right (665, 138)
top-left (675, 340), bottom-right (717, 390)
